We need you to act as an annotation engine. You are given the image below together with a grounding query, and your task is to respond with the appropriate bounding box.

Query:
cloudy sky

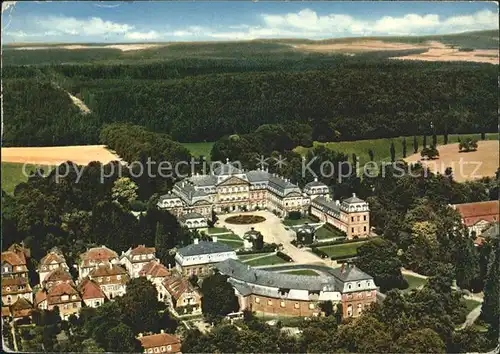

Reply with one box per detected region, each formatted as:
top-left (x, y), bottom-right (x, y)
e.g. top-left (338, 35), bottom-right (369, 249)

top-left (2, 1), bottom-right (498, 43)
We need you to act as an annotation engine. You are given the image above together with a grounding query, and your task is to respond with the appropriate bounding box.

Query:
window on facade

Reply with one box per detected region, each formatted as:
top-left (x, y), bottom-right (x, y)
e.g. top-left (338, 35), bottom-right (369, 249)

top-left (363, 215), bottom-right (367, 221)
top-left (309, 303), bottom-right (315, 310)
top-left (267, 299), bottom-right (272, 306)
top-left (255, 297), bottom-right (260, 304)
top-left (357, 303), bottom-right (363, 314)
top-left (294, 303), bottom-right (300, 309)
top-left (167, 345), bottom-right (172, 351)
top-left (280, 301), bottom-right (285, 308)
top-left (347, 305), bottom-right (353, 317)
top-left (351, 217), bottom-right (354, 222)
top-left (351, 228), bottom-right (354, 233)
top-left (364, 226), bottom-right (367, 232)
top-left (73, 303), bottom-right (78, 308)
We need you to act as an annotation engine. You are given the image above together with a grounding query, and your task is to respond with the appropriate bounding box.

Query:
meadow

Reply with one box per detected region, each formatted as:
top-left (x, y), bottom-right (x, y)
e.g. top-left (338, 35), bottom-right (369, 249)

top-left (294, 133), bottom-right (498, 166)
top-left (1, 162), bottom-right (51, 194)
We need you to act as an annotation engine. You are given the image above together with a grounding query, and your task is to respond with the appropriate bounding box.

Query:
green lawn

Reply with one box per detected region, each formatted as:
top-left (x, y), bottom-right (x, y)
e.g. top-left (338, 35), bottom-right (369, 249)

top-left (214, 232), bottom-right (243, 241)
top-left (281, 269), bottom-right (319, 276)
top-left (180, 142), bottom-right (214, 159)
top-left (462, 298), bottom-right (481, 313)
top-left (1, 162), bottom-right (51, 194)
top-left (283, 216), bottom-right (318, 227)
top-left (318, 241), bottom-right (367, 258)
top-left (238, 253), bottom-right (273, 261)
top-left (244, 254), bottom-right (288, 267)
top-left (207, 227), bottom-right (231, 234)
top-left (294, 133), bottom-right (498, 166)
top-left (402, 274), bottom-right (428, 292)
top-left (315, 226), bottom-right (345, 240)
top-left (217, 239), bottom-right (244, 250)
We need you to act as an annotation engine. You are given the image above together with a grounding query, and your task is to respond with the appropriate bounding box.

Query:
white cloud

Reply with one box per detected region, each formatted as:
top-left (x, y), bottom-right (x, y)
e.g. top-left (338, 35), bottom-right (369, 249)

top-left (35, 16), bottom-right (134, 36)
top-left (3, 8), bottom-right (498, 43)
top-left (125, 30), bottom-right (160, 40)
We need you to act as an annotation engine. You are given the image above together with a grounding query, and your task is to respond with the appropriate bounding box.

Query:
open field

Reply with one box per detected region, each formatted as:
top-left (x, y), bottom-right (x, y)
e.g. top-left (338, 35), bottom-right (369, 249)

top-left (462, 298), bottom-right (482, 313)
top-left (180, 142), bottom-right (214, 158)
top-left (391, 47), bottom-right (498, 64)
top-left (402, 274), bottom-right (428, 292)
top-left (294, 133), bottom-right (498, 167)
top-left (1, 162), bottom-right (51, 194)
top-left (405, 140), bottom-right (499, 182)
top-left (1, 145), bottom-right (121, 165)
top-left (317, 241), bottom-right (367, 259)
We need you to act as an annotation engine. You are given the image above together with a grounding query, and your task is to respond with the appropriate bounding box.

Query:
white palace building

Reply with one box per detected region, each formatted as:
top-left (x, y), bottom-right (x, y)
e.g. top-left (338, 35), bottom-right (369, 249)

top-left (157, 161), bottom-right (370, 239)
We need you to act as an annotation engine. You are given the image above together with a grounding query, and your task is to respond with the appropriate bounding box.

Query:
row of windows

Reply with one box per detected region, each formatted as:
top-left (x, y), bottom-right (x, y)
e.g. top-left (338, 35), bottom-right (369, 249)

top-left (98, 275), bottom-right (122, 282)
top-left (351, 226), bottom-right (367, 233)
top-left (254, 297), bottom-right (315, 310)
top-left (145, 345), bottom-right (173, 353)
top-left (351, 215), bottom-right (368, 222)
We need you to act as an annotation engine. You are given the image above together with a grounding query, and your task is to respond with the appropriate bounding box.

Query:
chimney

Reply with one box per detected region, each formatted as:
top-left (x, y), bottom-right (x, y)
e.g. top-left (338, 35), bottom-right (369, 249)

top-left (138, 333), bottom-right (143, 338)
top-left (314, 177), bottom-right (318, 182)
top-left (212, 236), bottom-right (218, 243)
top-left (251, 227), bottom-right (254, 231)
top-left (335, 200), bottom-right (340, 205)
top-left (352, 193), bottom-right (356, 198)
top-left (194, 238), bottom-right (199, 245)
top-left (109, 262), bottom-right (113, 269)
top-left (160, 329), bottom-right (165, 334)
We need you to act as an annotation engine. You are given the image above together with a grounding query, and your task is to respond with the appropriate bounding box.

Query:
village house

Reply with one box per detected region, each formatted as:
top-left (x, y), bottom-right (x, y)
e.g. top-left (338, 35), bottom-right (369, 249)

top-left (452, 200), bottom-right (499, 236)
top-left (35, 282), bottom-right (82, 320)
top-left (78, 278), bottom-right (107, 308)
top-left (2, 297), bottom-right (34, 323)
top-left (42, 268), bottom-right (75, 291)
top-left (139, 260), bottom-right (172, 302)
top-left (174, 238), bottom-right (237, 277)
top-left (88, 263), bottom-right (129, 300)
top-left (38, 247), bottom-right (69, 285)
top-left (138, 331), bottom-right (181, 354)
top-left (217, 259), bottom-right (376, 319)
top-left (162, 273), bottom-right (202, 315)
top-left (120, 245), bottom-right (157, 278)
top-left (311, 193), bottom-right (370, 239)
top-left (78, 245), bottom-right (119, 280)
top-left (1, 244), bottom-right (33, 305)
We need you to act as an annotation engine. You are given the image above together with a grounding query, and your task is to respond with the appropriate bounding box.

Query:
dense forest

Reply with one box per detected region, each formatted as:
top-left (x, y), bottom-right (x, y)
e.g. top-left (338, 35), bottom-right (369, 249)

top-left (3, 50), bottom-right (497, 146)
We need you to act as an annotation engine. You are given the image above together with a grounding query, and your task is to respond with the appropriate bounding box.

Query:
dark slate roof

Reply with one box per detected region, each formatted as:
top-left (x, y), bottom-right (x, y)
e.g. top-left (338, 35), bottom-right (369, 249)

top-left (268, 175), bottom-right (301, 196)
top-left (244, 228), bottom-right (262, 240)
top-left (173, 181), bottom-right (209, 204)
top-left (158, 193), bottom-right (180, 201)
top-left (179, 212), bottom-right (205, 221)
top-left (246, 170), bottom-right (271, 183)
top-left (312, 196), bottom-right (340, 213)
top-left (342, 193), bottom-right (365, 204)
top-left (217, 259), bottom-right (336, 291)
top-left (328, 264), bottom-right (372, 282)
top-left (177, 241), bottom-right (234, 257)
top-left (213, 162), bottom-right (242, 176)
top-left (189, 174), bottom-right (217, 187)
top-left (296, 223), bottom-right (316, 234)
top-left (305, 180), bottom-right (328, 188)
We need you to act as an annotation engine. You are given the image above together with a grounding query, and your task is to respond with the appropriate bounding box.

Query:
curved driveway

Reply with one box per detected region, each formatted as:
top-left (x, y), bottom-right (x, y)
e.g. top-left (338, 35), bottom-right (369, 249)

top-left (216, 211), bottom-right (335, 266)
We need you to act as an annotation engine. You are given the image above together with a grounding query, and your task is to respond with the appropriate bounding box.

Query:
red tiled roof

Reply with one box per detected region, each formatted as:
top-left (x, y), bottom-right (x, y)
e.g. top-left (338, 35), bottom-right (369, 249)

top-left (163, 274), bottom-right (198, 301)
top-left (2, 307), bottom-right (11, 317)
top-left (10, 297), bottom-right (33, 318)
top-left (2, 277), bottom-right (32, 294)
top-left (43, 268), bottom-right (73, 285)
top-left (79, 278), bottom-right (106, 300)
top-left (138, 333), bottom-right (181, 351)
top-left (40, 252), bottom-right (66, 266)
top-left (139, 261), bottom-right (171, 278)
top-left (454, 200), bottom-right (499, 227)
top-left (89, 264), bottom-right (129, 285)
top-left (47, 283), bottom-right (81, 306)
top-left (34, 290), bottom-right (47, 307)
top-left (1, 251), bottom-right (25, 267)
top-left (80, 246), bottom-right (118, 267)
top-left (130, 245), bottom-right (155, 256)
top-left (7, 244), bottom-right (29, 263)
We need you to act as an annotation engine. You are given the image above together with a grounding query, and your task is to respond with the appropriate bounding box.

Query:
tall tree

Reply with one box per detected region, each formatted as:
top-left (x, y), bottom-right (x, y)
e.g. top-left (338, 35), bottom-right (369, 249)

top-left (393, 328), bottom-right (445, 353)
top-left (390, 142), bottom-right (396, 162)
top-left (423, 135), bottom-right (427, 148)
top-left (480, 240), bottom-right (500, 339)
top-left (368, 149), bottom-right (374, 162)
top-left (201, 273), bottom-right (240, 322)
top-left (455, 235), bottom-right (479, 291)
top-left (355, 238), bottom-right (408, 292)
top-left (402, 137), bottom-right (407, 158)
top-left (413, 135), bottom-right (418, 153)
top-left (432, 133), bottom-right (438, 148)
top-left (444, 133), bottom-right (449, 145)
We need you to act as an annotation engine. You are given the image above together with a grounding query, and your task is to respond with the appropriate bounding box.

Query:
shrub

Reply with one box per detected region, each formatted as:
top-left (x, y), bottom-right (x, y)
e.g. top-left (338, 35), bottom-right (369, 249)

top-left (277, 251), bottom-right (293, 262)
top-left (288, 211), bottom-right (302, 220)
top-left (311, 247), bottom-right (329, 259)
top-left (130, 200), bottom-right (147, 212)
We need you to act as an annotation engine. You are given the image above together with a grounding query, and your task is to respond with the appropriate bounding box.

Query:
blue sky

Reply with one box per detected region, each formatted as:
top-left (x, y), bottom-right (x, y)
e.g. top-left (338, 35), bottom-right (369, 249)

top-left (2, 1), bottom-right (498, 43)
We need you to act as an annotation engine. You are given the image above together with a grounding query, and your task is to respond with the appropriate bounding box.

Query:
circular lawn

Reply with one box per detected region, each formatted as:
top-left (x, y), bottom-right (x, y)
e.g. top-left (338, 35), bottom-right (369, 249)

top-left (225, 214), bottom-right (266, 225)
